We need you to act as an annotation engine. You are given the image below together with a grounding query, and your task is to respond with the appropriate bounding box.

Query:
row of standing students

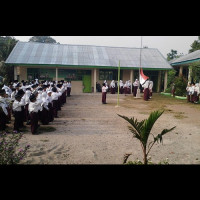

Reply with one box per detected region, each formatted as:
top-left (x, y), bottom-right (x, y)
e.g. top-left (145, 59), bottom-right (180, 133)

top-left (102, 79), bottom-right (153, 103)
top-left (186, 83), bottom-right (199, 104)
top-left (0, 80), bottom-right (71, 134)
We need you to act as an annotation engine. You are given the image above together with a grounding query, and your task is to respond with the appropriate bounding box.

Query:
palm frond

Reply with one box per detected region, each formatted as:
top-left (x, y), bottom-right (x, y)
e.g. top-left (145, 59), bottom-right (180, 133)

top-left (118, 114), bottom-right (145, 140)
top-left (154, 126), bottom-right (176, 144)
top-left (141, 110), bottom-right (164, 145)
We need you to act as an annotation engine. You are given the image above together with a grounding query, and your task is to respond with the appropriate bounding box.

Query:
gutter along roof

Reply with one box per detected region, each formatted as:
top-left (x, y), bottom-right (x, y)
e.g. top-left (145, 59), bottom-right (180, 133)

top-left (6, 41), bottom-right (172, 70)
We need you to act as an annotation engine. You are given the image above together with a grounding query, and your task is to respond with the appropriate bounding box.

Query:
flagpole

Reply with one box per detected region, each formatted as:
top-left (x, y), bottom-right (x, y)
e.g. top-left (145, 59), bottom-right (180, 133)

top-left (139, 36), bottom-right (143, 82)
top-left (135, 36), bottom-right (143, 98)
top-left (116, 60), bottom-right (120, 107)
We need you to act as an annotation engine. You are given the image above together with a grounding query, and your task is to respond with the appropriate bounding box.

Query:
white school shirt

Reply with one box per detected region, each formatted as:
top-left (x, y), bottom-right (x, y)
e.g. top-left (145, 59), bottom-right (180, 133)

top-left (12, 100), bottom-right (25, 112)
top-left (143, 80), bottom-right (150, 89)
top-left (51, 92), bottom-right (59, 100)
top-left (190, 86), bottom-right (195, 94)
top-left (110, 81), bottom-right (115, 88)
top-left (102, 86), bottom-right (108, 93)
top-left (25, 90), bottom-right (32, 105)
top-left (0, 96), bottom-right (8, 115)
top-left (28, 101), bottom-right (40, 113)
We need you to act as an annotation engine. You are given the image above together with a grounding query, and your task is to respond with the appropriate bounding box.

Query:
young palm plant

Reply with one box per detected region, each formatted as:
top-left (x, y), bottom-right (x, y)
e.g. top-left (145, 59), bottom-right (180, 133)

top-left (118, 110), bottom-right (176, 165)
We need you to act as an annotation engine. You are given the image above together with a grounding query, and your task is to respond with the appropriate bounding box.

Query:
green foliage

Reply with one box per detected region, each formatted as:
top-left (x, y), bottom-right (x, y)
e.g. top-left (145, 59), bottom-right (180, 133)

top-left (125, 157), bottom-right (169, 165)
top-left (167, 49), bottom-right (183, 61)
top-left (188, 61), bottom-right (200, 83)
top-left (167, 69), bottom-right (176, 88)
top-left (0, 132), bottom-right (30, 164)
top-left (0, 36), bottom-right (18, 84)
top-left (118, 110), bottom-right (176, 165)
top-left (29, 36), bottom-right (58, 44)
top-left (174, 76), bottom-right (187, 96)
top-left (189, 37), bottom-right (200, 53)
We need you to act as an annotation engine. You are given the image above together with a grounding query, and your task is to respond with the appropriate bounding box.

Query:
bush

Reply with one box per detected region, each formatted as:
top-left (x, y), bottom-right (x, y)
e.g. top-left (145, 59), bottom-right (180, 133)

top-left (0, 132), bottom-right (30, 164)
top-left (174, 76), bottom-right (187, 96)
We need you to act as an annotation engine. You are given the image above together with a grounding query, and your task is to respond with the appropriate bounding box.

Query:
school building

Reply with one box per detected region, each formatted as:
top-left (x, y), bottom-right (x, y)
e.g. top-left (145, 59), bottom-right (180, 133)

top-left (170, 49), bottom-right (200, 82)
top-left (5, 41), bottom-right (172, 94)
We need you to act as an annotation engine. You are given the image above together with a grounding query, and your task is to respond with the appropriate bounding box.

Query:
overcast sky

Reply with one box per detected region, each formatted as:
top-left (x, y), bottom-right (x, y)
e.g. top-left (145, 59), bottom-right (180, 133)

top-left (13, 36), bottom-right (198, 58)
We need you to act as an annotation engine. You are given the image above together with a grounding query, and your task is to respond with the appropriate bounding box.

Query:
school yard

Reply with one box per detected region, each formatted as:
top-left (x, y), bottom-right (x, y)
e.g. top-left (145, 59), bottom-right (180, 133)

top-left (15, 93), bottom-right (200, 164)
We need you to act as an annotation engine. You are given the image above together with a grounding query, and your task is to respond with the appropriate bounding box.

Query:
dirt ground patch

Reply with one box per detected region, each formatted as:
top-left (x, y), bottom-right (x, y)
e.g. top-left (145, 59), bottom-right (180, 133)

top-left (11, 93), bottom-right (200, 164)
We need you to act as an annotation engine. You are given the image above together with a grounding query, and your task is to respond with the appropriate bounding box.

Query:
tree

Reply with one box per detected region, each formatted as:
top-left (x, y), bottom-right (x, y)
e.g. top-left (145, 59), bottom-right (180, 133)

top-left (0, 36), bottom-right (18, 83)
top-left (167, 49), bottom-right (183, 61)
top-left (189, 36), bottom-right (200, 53)
top-left (29, 36), bottom-right (58, 44)
top-left (118, 110), bottom-right (176, 165)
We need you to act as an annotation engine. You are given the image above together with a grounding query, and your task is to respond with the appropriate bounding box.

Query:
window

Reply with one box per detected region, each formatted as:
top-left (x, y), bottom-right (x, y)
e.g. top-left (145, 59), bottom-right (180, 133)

top-left (99, 69), bottom-right (122, 80)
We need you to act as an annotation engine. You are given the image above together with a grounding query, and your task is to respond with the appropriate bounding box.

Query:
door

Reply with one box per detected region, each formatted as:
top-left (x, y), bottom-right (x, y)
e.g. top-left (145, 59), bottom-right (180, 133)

top-left (83, 74), bottom-right (92, 93)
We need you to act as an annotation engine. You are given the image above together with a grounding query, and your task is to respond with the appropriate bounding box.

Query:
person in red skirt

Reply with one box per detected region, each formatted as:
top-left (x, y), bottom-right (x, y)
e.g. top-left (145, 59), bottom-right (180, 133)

top-left (149, 80), bottom-right (153, 99)
top-left (110, 80), bottom-right (115, 94)
top-left (133, 79), bottom-right (139, 97)
top-left (142, 79), bottom-right (150, 101)
top-left (123, 81), bottom-right (128, 96)
top-left (102, 83), bottom-right (108, 104)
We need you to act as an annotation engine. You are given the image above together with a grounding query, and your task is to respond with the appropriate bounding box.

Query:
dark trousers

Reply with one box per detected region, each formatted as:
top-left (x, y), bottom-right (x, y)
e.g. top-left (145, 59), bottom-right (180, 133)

top-left (30, 112), bottom-right (39, 134)
top-left (13, 111), bottom-right (22, 131)
top-left (0, 111), bottom-right (7, 131)
top-left (102, 92), bottom-right (106, 104)
top-left (40, 107), bottom-right (49, 125)
top-left (67, 88), bottom-right (71, 97)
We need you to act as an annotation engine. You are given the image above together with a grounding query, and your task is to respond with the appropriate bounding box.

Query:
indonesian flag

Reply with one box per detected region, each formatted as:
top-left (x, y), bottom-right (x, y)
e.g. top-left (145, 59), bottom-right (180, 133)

top-left (139, 68), bottom-right (149, 85)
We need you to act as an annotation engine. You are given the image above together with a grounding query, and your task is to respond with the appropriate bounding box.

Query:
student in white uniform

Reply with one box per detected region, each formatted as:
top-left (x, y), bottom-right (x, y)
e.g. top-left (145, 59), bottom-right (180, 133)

top-left (102, 83), bottom-right (108, 104)
top-left (28, 94), bottom-right (40, 135)
top-left (12, 94), bottom-right (25, 133)
top-left (0, 89), bottom-right (8, 131)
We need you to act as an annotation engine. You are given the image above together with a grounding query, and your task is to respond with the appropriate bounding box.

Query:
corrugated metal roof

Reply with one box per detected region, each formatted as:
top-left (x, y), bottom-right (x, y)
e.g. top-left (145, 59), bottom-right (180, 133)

top-left (170, 50), bottom-right (200, 66)
top-left (5, 41), bottom-right (172, 70)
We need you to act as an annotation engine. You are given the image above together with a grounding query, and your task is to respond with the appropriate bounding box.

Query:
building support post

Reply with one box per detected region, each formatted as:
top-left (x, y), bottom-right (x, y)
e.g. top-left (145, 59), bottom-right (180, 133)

top-left (56, 67), bottom-right (58, 82)
top-left (157, 71), bottom-right (161, 93)
top-left (179, 66), bottom-right (183, 77)
top-left (14, 66), bottom-right (17, 80)
top-left (130, 69), bottom-right (134, 93)
top-left (94, 68), bottom-right (97, 93)
top-left (188, 67), bottom-right (192, 84)
top-left (164, 70), bottom-right (168, 92)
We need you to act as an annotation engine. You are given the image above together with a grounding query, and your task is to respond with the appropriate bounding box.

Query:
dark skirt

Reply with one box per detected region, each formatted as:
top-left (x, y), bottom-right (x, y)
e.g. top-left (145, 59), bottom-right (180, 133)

top-left (133, 86), bottom-right (138, 97)
top-left (110, 87), bottom-right (115, 94)
top-left (53, 100), bottom-right (58, 117)
top-left (124, 87), bottom-right (128, 95)
top-left (40, 107), bottom-right (49, 125)
top-left (102, 92), bottom-right (106, 104)
top-left (48, 103), bottom-right (54, 122)
top-left (30, 112), bottom-right (39, 134)
top-left (187, 95), bottom-right (191, 102)
top-left (193, 92), bottom-right (199, 102)
top-left (120, 86), bottom-right (124, 94)
top-left (67, 87), bottom-right (71, 97)
top-left (143, 88), bottom-right (150, 101)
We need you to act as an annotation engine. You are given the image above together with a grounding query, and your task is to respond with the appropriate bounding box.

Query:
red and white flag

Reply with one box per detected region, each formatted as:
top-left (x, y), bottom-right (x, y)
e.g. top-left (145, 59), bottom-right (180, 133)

top-left (139, 68), bottom-right (149, 85)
